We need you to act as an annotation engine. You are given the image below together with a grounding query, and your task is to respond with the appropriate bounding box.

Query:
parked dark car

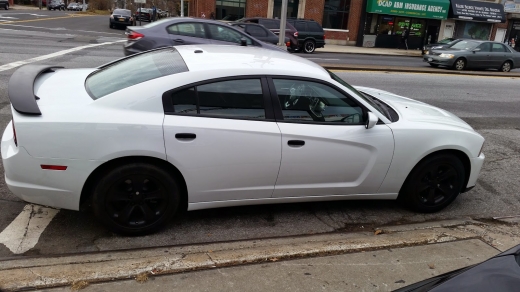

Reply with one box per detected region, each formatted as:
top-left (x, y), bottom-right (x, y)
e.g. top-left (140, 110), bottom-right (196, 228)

top-left (124, 18), bottom-right (286, 56)
top-left (0, 0), bottom-right (9, 10)
top-left (229, 22), bottom-right (289, 46)
top-left (47, 0), bottom-right (65, 10)
top-left (423, 40), bottom-right (520, 72)
top-left (422, 38), bottom-right (459, 55)
top-left (237, 17), bottom-right (299, 52)
top-left (287, 18), bottom-right (325, 53)
top-left (67, 2), bottom-right (78, 10)
top-left (395, 244), bottom-right (520, 292)
top-left (110, 9), bottom-right (133, 29)
top-left (135, 8), bottom-right (152, 22)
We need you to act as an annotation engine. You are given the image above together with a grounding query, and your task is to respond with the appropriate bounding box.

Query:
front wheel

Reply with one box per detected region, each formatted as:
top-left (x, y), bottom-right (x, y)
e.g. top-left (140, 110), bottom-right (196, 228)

top-left (453, 58), bottom-right (466, 71)
top-left (303, 40), bottom-right (316, 54)
top-left (398, 154), bottom-right (465, 213)
top-left (500, 61), bottom-right (512, 72)
top-left (5, 4), bottom-right (8, 10)
top-left (92, 163), bottom-right (181, 235)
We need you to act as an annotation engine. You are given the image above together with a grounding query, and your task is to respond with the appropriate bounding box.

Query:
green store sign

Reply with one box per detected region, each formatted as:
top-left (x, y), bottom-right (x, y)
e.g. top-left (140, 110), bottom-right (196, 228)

top-left (366, 0), bottom-right (450, 19)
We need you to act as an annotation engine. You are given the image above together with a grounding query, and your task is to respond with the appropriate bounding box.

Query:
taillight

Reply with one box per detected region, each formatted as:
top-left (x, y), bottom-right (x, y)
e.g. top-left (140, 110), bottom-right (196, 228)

top-left (12, 120), bottom-right (17, 147)
top-left (128, 31), bottom-right (144, 40)
top-left (294, 32), bottom-right (298, 37)
top-left (286, 41), bottom-right (291, 47)
top-left (323, 34), bottom-right (326, 40)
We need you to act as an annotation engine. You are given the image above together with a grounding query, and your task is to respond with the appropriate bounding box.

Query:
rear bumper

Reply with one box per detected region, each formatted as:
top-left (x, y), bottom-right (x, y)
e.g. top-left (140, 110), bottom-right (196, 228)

top-left (123, 42), bottom-right (141, 56)
top-left (1, 120), bottom-right (102, 211)
top-left (110, 19), bottom-right (132, 26)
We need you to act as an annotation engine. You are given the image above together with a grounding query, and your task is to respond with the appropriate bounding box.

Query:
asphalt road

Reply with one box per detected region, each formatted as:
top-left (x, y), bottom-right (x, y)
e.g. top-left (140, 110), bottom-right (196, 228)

top-left (0, 10), bottom-right (520, 259)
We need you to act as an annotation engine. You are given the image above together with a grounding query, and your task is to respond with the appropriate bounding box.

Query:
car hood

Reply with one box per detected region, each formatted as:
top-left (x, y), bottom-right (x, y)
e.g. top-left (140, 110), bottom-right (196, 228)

top-left (355, 86), bottom-right (473, 130)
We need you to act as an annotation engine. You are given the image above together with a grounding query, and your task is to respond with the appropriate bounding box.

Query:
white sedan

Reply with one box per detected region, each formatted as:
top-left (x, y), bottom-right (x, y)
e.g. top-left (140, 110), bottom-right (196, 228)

top-left (2, 46), bottom-right (485, 235)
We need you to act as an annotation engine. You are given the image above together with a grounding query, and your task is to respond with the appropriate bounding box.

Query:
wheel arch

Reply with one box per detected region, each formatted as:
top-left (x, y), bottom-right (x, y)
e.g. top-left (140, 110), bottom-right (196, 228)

top-left (399, 149), bottom-right (471, 195)
top-left (80, 156), bottom-right (188, 213)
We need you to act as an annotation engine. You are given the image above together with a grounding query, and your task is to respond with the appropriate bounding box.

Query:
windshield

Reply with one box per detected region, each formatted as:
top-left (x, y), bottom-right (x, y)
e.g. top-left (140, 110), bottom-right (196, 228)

top-left (328, 70), bottom-right (389, 120)
top-left (450, 40), bottom-right (479, 50)
top-left (86, 48), bottom-right (189, 100)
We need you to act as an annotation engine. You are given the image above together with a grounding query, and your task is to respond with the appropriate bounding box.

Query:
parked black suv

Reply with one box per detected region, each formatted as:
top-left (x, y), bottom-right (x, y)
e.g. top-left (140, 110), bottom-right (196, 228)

top-left (238, 18), bottom-right (299, 52)
top-left (0, 0), bottom-right (10, 10)
top-left (287, 18), bottom-right (325, 53)
top-left (47, 0), bottom-right (65, 10)
top-left (230, 22), bottom-right (289, 46)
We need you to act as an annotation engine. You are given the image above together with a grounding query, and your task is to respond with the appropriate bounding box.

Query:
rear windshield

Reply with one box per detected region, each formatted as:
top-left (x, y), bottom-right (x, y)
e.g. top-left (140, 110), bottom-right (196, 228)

top-left (86, 48), bottom-right (188, 100)
top-left (113, 9), bottom-right (131, 16)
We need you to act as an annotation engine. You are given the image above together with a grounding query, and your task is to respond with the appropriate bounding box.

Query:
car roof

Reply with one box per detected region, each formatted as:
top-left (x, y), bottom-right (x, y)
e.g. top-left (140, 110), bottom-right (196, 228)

top-left (174, 45), bottom-right (330, 79)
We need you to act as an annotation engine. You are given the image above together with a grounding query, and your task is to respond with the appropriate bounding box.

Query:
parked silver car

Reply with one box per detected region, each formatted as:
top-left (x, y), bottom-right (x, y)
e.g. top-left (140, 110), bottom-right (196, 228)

top-left (423, 40), bottom-right (520, 72)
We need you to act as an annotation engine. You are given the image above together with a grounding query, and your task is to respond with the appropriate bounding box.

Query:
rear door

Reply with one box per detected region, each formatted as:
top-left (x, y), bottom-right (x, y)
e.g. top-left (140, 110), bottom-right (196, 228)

top-left (166, 22), bottom-right (208, 46)
top-left (268, 77), bottom-right (394, 198)
top-left (163, 77), bottom-right (282, 203)
top-left (489, 43), bottom-right (509, 67)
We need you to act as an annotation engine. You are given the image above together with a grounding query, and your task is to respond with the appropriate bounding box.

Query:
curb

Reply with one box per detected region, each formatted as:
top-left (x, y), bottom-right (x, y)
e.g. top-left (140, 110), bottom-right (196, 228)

top-left (321, 63), bottom-right (520, 78)
top-left (0, 219), bottom-right (480, 291)
top-left (316, 50), bottom-right (422, 58)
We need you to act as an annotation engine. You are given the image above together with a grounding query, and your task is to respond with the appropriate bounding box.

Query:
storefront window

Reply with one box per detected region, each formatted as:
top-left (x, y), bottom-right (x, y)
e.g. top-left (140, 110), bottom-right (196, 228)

top-left (216, 0), bottom-right (246, 21)
top-left (273, 0), bottom-right (299, 19)
top-left (322, 0), bottom-right (351, 30)
top-left (454, 21), bottom-right (491, 40)
top-left (394, 17), bottom-right (410, 36)
top-left (377, 16), bottom-right (394, 35)
top-left (410, 19), bottom-right (426, 37)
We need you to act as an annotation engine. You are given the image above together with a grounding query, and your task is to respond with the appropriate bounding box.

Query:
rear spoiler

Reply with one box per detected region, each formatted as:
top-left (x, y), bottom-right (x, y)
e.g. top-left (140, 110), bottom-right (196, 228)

top-left (8, 65), bottom-right (63, 116)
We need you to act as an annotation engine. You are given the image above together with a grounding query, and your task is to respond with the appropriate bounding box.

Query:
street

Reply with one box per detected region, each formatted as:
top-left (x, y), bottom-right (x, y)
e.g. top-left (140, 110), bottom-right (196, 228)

top-left (0, 9), bottom-right (520, 266)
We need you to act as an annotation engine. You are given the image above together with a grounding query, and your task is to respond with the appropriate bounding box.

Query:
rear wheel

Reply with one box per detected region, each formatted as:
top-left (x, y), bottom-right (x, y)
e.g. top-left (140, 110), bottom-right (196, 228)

top-left (500, 61), bottom-right (512, 72)
top-left (303, 40), bottom-right (316, 54)
top-left (453, 58), bottom-right (466, 71)
top-left (398, 154), bottom-right (465, 213)
top-left (92, 163), bottom-right (181, 235)
top-left (429, 63), bottom-right (439, 68)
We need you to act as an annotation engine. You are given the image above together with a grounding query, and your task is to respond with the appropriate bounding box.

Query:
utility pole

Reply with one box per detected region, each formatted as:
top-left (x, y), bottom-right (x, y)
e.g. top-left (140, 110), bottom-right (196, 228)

top-left (180, 0), bottom-right (183, 17)
top-left (82, 0), bottom-right (86, 11)
top-left (278, 0), bottom-right (288, 48)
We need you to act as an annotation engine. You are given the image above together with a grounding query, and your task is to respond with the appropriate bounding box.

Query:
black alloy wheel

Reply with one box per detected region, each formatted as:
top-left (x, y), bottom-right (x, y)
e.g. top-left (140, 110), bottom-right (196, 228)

top-left (303, 40), bottom-right (316, 54)
top-left (399, 154), bottom-right (465, 213)
top-left (92, 163), bottom-right (180, 235)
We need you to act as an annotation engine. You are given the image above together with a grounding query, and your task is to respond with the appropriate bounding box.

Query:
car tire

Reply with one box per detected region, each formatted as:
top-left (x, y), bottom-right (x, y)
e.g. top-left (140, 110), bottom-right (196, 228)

top-left (453, 58), bottom-right (466, 71)
top-left (109, 23), bottom-right (113, 28)
top-left (5, 4), bottom-right (8, 10)
top-left (429, 63), bottom-right (439, 68)
top-left (303, 40), bottom-right (316, 54)
top-left (500, 61), bottom-right (512, 72)
top-left (398, 153), bottom-right (465, 213)
top-left (92, 163), bottom-right (181, 235)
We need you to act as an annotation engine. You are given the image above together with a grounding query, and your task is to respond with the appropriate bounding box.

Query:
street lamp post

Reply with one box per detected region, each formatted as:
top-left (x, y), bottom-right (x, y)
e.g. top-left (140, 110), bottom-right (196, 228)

top-left (180, 0), bottom-right (184, 17)
top-left (278, 0), bottom-right (288, 49)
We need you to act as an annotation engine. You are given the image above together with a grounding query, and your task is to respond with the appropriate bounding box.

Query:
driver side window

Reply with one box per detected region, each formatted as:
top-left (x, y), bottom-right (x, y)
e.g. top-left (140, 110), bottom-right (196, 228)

top-left (272, 79), bottom-right (365, 124)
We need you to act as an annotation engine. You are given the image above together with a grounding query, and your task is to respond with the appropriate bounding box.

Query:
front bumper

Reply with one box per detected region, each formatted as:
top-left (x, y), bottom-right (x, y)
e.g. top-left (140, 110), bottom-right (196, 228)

top-left (423, 54), bottom-right (456, 66)
top-left (466, 152), bottom-right (485, 189)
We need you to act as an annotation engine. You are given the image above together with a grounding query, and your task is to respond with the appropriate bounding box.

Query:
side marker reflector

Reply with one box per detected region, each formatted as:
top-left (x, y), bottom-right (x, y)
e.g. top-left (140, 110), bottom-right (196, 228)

top-left (41, 165), bottom-right (68, 171)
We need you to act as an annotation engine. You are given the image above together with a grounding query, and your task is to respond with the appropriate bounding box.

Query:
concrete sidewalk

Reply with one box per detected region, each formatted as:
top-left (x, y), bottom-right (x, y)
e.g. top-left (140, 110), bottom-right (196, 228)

top-left (2, 218), bottom-right (520, 291)
top-left (318, 44), bottom-right (423, 57)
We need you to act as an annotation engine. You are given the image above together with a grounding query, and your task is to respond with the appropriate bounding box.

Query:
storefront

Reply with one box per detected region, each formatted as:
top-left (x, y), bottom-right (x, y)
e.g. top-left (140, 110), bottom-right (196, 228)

top-left (504, 0), bottom-right (520, 50)
top-left (447, 0), bottom-right (506, 40)
top-left (362, 0), bottom-right (450, 49)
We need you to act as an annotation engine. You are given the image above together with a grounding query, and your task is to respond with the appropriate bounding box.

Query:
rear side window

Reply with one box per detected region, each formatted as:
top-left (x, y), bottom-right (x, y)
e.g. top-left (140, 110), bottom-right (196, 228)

top-left (170, 79), bottom-right (266, 119)
top-left (295, 21), bottom-right (306, 31)
top-left (246, 25), bottom-right (267, 37)
top-left (167, 23), bottom-right (206, 38)
top-left (308, 22), bottom-right (323, 32)
top-left (86, 48), bottom-right (188, 100)
top-left (260, 19), bottom-right (279, 29)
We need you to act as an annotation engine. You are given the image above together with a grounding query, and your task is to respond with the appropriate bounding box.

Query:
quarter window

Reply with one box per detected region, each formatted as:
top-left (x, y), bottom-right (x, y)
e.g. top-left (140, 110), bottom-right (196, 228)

top-left (272, 79), bottom-right (365, 124)
top-left (167, 23), bottom-right (206, 38)
top-left (171, 79), bottom-right (266, 119)
top-left (246, 25), bottom-right (267, 37)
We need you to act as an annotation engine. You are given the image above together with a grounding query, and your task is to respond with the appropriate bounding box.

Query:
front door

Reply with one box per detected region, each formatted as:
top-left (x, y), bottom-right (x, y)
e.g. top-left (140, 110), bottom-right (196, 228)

top-left (466, 42), bottom-right (491, 68)
top-left (163, 78), bottom-right (281, 203)
top-left (269, 78), bottom-right (394, 198)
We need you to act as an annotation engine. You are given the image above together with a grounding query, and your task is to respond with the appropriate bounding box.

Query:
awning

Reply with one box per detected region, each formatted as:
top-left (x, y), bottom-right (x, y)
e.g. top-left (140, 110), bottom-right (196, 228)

top-left (366, 0), bottom-right (450, 20)
top-left (449, 0), bottom-right (506, 23)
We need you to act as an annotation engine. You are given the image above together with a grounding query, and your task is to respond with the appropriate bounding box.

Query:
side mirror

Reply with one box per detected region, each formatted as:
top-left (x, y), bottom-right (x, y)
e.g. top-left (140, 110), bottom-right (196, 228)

top-left (240, 38), bottom-right (247, 46)
top-left (472, 48), bottom-right (481, 53)
top-left (365, 112), bottom-right (379, 129)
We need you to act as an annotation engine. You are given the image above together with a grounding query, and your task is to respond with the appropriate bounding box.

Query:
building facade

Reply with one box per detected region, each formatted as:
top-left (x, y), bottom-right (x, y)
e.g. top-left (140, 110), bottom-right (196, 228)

top-left (184, 0), bottom-right (363, 45)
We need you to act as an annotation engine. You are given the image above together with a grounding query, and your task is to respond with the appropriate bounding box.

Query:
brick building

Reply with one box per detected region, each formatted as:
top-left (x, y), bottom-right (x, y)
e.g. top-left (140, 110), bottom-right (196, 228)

top-left (183, 0), bottom-right (363, 46)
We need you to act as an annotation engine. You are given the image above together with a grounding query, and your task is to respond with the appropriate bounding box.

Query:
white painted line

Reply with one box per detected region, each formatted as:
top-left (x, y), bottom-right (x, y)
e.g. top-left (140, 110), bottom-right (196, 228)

top-left (1, 23), bottom-right (123, 35)
top-left (0, 39), bottom-right (125, 72)
top-left (0, 204), bottom-right (59, 254)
